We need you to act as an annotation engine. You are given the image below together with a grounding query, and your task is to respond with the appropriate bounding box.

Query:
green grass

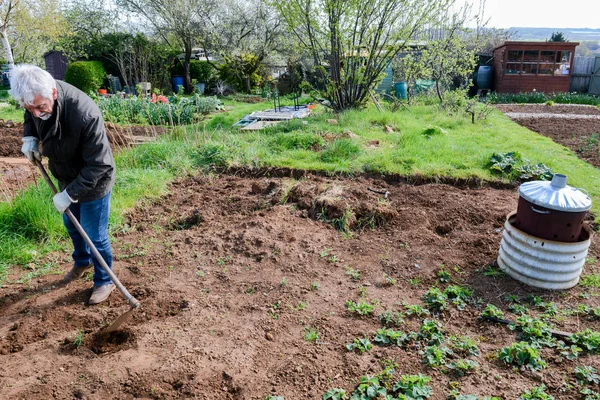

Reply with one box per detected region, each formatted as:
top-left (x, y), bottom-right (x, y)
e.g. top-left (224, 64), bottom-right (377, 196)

top-left (3, 96), bottom-right (600, 282)
top-left (0, 102), bottom-right (25, 123)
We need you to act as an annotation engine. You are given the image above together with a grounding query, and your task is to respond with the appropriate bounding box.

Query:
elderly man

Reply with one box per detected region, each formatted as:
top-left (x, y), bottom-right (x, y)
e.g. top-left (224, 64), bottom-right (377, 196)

top-left (9, 64), bottom-right (116, 305)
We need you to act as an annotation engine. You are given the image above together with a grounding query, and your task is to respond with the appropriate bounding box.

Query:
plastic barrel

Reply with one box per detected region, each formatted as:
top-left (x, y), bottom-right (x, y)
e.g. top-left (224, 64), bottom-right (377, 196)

top-left (394, 82), bottom-right (407, 99)
top-left (476, 66), bottom-right (493, 90)
top-left (172, 76), bottom-right (184, 93)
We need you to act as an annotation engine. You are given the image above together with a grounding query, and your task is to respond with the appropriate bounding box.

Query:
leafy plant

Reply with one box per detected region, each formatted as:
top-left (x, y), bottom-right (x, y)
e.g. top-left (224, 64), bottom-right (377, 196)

top-left (479, 304), bottom-right (504, 320)
top-left (418, 319), bottom-right (444, 346)
top-left (423, 287), bottom-right (448, 312)
top-left (581, 388), bottom-right (600, 400)
top-left (373, 328), bottom-right (409, 347)
top-left (443, 285), bottom-right (472, 310)
top-left (304, 327), bottom-right (319, 342)
top-left (346, 300), bottom-right (374, 316)
top-left (64, 61), bottom-right (106, 94)
top-left (392, 374), bottom-right (432, 400)
top-left (508, 303), bottom-right (529, 316)
top-left (498, 342), bottom-right (547, 371)
top-left (449, 336), bottom-right (480, 357)
top-left (557, 342), bottom-right (583, 360)
top-left (446, 359), bottom-right (478, 376)
top-left (510, 316), bottom-right (555, 347)
top-left (72, 329), bottom-right (84, 348)
top-left (423, 344), bottom-right (451, 367)
top-left (323, 388), bottom-right (348, 400)
top-left (489, 152), bottom-right (521, 175)
top-left (346, 338), bottom-right (373, 353)
top-left (346, 267), bottom-right (361, 281)
top-left (437, 267), bottom-right (451, 283)
top-left (404, 304), bottom-right (430, 317)
top-left (569, 329), bottom-right (600, 354)
top-left (350, 375), bottom-right (386, 399)
top-left (519, 385), bottom-right (554, 400)
top-left (574, 366), bottom-right (599, 385)
top-left (379, 310), bottom-right (404, 327)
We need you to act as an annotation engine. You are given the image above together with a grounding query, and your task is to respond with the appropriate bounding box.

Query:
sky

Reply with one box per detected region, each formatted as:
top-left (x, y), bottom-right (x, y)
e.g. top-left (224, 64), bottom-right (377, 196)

top-left (459, 0), bottom-right (600, 29)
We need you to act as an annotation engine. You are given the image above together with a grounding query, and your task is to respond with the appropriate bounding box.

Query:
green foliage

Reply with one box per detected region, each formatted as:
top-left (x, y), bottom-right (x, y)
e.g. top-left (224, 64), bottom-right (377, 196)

top-left (519, 385), bottom-right (554, 400)
top-left (447, 392), bottom-right (499, 400)
top-left (64, 61), bottom-right (106, 94)
top-left (346, 338), bottom-right (373, 353)
top-left (345, 300), bottom-right (374, 316)
top-left (323, 388), bottom-right (349, 400)
top-left (373, 328), bottom-right (409, 346)
top-left (349, 375), bottom-right (386, 399)
top-left (581, 274), bottom-right (600, 288)
top-left (72, 329), bottom-right (85, 348)
top-left (443, 285), bottom-right (472, 310)
top-left (489, 152), bottom-right (552, 181)
top-left (392, 374), bottom-right (432, 400)
top-left (190, 60), bottom-right (216, 83)
top-left (508, 303), bottom-right (530, 316)
top-left (569, 329), bottom-right (600, 354)
top-left (449, 336), bottom-right (480, 357)
top-left (574, 366), bottom-right (599, 385)
top-left (97, 94), bottom-right (223, 125)
top-left (548, 32), bottom-right (567, 42)
top-left (510, 316), bottom-right (555, 347)
top-left (489, 152), bottom-right (521, 174)
top-left (581, 388), bottom-right (600, 400)
top-left (437, 268), bottom-right (451, 283)
top-left (404, 304), bottom-right (430, 317)
top-left (304, 327), bottom-right (320, 342)
top-left (379, 310), bottom-right (405, 327)
top-left (418, 319), bottom-right (444, 346)
top-left (479, 304), bottom-right (504, 320)
top-left (218, 53), bottom-right (264, 93)
top-left (446, 359), bottom-right (478, 376)
top-left (498, 342), bottom-right (548, 371)
top-left (423, 287), bottom-right (449, 312)
top-left (423, 344), bottom-right (451, 367)
top-left (487, 92), bottom-right (600, 106)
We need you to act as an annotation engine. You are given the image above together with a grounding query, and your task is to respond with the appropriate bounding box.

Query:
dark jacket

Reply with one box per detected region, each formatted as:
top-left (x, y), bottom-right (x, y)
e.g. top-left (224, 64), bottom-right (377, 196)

top-left (24, 81), bottom-right (115, 203)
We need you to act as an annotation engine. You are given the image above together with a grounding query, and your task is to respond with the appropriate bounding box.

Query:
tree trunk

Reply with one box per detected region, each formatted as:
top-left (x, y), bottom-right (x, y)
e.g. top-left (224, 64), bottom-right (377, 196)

top-left (1, 29), bottom-right (15, 71)
top-left (183, 39), bottom-right (193, 94)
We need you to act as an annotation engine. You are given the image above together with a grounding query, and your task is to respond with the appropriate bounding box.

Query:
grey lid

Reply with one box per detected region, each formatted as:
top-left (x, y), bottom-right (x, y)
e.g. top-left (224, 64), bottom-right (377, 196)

top-left (518, 174), bottom-right (592, 212)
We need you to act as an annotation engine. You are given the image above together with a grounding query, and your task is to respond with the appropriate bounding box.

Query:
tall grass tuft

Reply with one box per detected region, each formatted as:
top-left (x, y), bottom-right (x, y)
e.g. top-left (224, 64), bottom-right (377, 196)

top-left (321, 138), bottom-right (362, 163)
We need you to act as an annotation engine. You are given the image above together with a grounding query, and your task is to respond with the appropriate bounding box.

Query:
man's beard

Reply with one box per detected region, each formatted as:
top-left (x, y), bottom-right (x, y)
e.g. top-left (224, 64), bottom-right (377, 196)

top-left (37, 112), bottom-right (51, 120)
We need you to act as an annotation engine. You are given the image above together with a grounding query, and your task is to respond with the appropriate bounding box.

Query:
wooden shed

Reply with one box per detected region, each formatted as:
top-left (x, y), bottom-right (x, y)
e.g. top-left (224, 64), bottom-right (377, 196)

top-left (492, 41), bottom-right (579, 93)
top-left (43, 50), bottom-right (68, 81)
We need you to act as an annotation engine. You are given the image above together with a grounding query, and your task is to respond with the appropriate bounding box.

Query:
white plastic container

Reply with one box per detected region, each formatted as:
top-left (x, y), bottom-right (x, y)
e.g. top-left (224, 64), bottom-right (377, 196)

top-left (497, 212), bottom-right (592, 290)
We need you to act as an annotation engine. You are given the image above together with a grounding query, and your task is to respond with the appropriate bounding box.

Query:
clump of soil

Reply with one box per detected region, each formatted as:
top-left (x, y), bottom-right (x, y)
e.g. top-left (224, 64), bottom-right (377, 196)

top-left (89, 329), bottom-right (136, 354)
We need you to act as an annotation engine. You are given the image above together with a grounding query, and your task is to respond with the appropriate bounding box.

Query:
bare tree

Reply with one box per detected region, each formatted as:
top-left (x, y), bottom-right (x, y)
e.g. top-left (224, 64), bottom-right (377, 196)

top-left (198, 0), bottom-right (285, 93)
top-left (273, 0), bottom-right (453, 111)
top-left (116, 0), bottom-right (216, 93)
top-left (1, 0), bottom-right (19, 69)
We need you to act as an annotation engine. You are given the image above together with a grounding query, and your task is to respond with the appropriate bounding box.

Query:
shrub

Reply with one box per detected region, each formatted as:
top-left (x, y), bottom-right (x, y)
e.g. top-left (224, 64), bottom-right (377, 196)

top-left (64, 61), bottom-right (106, 94)
top-left (190, 60), bottom-right (216, 83)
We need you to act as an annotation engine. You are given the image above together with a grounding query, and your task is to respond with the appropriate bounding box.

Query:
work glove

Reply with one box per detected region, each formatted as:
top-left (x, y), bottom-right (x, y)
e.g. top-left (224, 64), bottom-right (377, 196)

top-left (53, 190), bottom-right (77, 213)
top-left (21, 137), bottom-right (41, 163)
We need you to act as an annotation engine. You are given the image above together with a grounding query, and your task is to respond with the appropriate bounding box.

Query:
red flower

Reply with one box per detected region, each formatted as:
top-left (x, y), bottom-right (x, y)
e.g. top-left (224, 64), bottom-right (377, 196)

top-left (158, 95), bottom-right (168, 104)
top-left (150, 93), bottom-right (157, 103)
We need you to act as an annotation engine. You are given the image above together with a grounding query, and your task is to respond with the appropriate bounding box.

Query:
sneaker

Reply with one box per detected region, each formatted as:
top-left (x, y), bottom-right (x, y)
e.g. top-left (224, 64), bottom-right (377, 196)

top-left (88, 283), bottom-right (115, 305)
top-left (63, 262), bottom-right (93, 283)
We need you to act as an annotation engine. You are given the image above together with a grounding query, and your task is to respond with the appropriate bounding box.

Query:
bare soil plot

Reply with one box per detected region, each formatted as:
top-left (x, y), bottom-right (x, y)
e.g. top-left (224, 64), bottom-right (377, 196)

top-left (1, 172), bottom-right (599, 399)
top-left (495, 104), bottom-right (600, 168)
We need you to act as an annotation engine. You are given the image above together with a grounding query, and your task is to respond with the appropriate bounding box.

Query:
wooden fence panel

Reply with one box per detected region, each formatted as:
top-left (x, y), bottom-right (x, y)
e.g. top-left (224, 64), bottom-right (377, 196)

top-left (570, 57), bottom-right (594, 92)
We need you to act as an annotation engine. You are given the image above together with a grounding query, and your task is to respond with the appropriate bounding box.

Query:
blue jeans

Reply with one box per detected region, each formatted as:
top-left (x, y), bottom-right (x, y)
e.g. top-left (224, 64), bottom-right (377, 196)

top-left (63, 191), bottom-right (113, 287)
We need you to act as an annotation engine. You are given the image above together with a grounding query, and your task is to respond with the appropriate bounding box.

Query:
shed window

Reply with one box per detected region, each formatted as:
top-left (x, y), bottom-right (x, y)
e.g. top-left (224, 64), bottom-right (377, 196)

top-left (539, 51), bottom-right (555, 75)
top-left (554, 51), bottom-right (572, 75)
top-left (505, 50), bottom-right (522, 74)
top-left (522, 50), bottom-right (539, 74)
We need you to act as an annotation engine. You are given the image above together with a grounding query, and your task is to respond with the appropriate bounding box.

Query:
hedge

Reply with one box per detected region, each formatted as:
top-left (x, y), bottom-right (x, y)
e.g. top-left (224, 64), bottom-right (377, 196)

top-left (64, 61), bottom-right (106, 94)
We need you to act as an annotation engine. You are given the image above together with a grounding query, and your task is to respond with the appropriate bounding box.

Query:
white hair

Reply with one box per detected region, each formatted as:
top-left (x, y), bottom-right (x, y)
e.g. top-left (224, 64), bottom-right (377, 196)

top-left (8, 64), bottom-right (56, 107)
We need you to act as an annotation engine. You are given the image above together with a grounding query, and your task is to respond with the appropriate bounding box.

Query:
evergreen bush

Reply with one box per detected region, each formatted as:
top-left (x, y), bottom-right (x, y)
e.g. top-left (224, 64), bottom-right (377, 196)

top-left (64, 61), bottom-right (106, 94)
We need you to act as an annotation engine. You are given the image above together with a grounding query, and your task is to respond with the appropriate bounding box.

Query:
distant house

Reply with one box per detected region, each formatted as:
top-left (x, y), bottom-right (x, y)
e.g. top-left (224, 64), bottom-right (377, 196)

top-left (492, 41), bottom-right (579, 93)
top-left (43, 50), bottom-right (68, 81)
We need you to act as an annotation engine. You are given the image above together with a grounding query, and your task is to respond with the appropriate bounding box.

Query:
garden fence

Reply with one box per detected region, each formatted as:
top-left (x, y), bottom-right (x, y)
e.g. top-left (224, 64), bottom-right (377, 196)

top-left (570, 56), bottom-right (599, 93)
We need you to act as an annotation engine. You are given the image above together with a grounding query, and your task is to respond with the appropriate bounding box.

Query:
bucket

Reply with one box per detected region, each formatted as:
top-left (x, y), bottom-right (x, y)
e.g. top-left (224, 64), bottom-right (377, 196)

top-left (195, 82), bottom-right (205, 95)
top-left (497, 212), bottom-right (592, 289)
top-left (394, 82), bottom-right (407, 99)
top-left (172, 76), bottom-right (184, 93)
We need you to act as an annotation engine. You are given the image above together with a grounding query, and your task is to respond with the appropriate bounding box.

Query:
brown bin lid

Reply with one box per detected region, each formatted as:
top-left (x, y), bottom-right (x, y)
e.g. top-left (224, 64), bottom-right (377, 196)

top-left (518, 174), bottom-right (591, 212)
